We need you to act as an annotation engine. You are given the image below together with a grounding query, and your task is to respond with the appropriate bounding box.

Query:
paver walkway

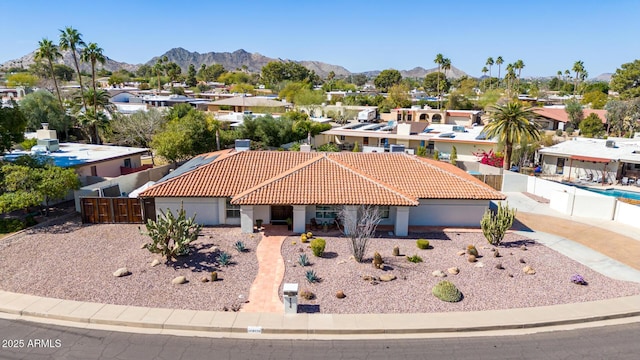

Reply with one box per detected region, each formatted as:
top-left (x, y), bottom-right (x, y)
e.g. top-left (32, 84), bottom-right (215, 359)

top-left (515, 212), bottom-right (640, 271)
top-left (242, 228), bottom-right (287, 313)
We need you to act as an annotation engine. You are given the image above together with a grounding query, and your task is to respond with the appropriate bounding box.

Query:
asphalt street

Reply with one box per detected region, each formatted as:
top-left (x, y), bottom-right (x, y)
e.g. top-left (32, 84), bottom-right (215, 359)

top-left (1, 319), bottom-right (640, 360)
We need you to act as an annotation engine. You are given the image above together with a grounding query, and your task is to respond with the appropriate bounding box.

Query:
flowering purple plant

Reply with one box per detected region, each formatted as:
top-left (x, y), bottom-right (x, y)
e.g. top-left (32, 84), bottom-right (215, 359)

top-left (570, 274), bottom-right (588, 285)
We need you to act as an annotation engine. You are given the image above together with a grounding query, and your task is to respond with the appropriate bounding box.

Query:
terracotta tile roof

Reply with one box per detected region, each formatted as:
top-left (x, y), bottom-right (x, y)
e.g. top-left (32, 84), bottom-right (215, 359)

top-left (328, 153), bottom-right (505, 200)
top-left (533, 108), bottom-right (607, 124)
top-left (232, 155), bottom-right (418, 206)
top-left (140, 151), bottom-right (505, 203)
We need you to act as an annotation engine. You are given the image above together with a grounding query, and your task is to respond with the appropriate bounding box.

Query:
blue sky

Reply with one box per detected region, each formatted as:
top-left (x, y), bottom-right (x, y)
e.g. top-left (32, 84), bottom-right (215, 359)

top-left (3, 0), bottom-right (639, 78)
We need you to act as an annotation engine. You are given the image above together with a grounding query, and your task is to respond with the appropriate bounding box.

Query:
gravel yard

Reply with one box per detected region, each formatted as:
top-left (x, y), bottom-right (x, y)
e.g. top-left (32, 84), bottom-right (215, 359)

top-left (281, 231), bottom-right (640, 314)
top-left (2, 219), bottom-right (639, 314)
top-left (0, 217), bottom-right (259, 311)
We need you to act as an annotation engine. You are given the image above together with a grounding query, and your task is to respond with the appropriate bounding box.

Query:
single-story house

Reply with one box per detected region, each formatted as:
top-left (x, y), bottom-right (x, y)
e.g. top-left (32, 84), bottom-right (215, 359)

top-left (533, 107), bottom-right (607, 130)
top-left (204, 95), bottom-right (292, 114)
top-left (538, 137), bottom-right (640, 184)
top-left (139, 149), bottom-right (504, 236)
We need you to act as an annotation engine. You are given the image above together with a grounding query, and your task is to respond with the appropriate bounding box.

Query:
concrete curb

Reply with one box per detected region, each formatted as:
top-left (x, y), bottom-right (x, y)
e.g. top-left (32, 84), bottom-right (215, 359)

top-left (1, 291), bottom-right (639, 338)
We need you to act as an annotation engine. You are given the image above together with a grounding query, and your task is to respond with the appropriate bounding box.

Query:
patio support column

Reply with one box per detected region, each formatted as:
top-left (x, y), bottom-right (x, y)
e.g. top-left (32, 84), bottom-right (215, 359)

top-left (293, 205), bottom-right (306, 234)
top-left (395, 207), bottom-right (410, 237)
top-left (343, 205), bottom-right (358, 236)
top-left (240, 205), bottom-right (254, 233)
top-left (218, 198), bottom-right (226, 225)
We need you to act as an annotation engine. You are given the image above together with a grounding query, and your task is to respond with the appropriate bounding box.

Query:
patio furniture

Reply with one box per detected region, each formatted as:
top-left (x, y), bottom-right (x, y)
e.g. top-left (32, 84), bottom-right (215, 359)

top-left (622, 177), bottom-right (630, 185)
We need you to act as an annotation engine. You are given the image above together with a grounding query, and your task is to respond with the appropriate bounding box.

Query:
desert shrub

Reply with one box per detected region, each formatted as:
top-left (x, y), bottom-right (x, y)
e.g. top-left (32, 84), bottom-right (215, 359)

top-left (0, 218), bottom-right (26, 233)
top-left (310, 238), bottom-right (326, 257)
top-left (416, 239), bottom-right (430, 249)
top-left (217, 251), bottom-right (231, 266)
top-left (432, 280), bottom-right (463, 302)
top-left (140, 207), bottom-right (202, 262)
top-left (298, 253), bottom-right (310, 266)
top-left (407, 254), bottom-right (423, 263)
top-left (299, 289), bottom-right (315, 300)
top-left (234, 241), bottom-right (246, 252)
top-left (466, 245), bottom-right (478, 257)
top-left (555, 128), bottom-right (563, 136)
top-left (305, 270), bottom-right (320, 283)
top-left (481, 203), bottom-right (516, 246)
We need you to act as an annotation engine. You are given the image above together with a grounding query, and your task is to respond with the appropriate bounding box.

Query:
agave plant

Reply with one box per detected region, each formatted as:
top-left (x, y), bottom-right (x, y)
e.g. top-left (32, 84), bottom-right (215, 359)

top-left (234, 241), bottom-right (246, 252)
top-left (217, 251), bottom-right (232, 266)
top-left (305, 270), bottom-right (320, 283)
top-left (298, 254), bottom-right (309, 267)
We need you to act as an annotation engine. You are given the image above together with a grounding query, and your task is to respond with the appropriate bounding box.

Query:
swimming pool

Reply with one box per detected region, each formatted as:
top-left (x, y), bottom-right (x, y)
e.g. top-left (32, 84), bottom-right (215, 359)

top-left (3, 153), bottom-right (87, 167)
top-left (580, 187), bottom-right (640, 201)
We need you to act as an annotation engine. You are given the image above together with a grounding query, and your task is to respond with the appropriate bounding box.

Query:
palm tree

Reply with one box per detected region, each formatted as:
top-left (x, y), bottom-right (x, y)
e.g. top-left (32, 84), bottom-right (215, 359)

top-left (486, 57), bottom-right (494, 89)
top-left (434, 53), bottom-right (444, 109)
top-left (505, 64), bottom-right (516, 97)
top-left (557, 70), bottom-right (563, 91)
top-left (495, 56), bottom-right (504, 87)
top-left (35, 38), bottom-right (64, 112)
top-left (481, 66), bottom-right (489, 90)
top-left (442, 58), bottom-right (451, 79)
top-left (484, 102), bottom-right (541, 170)
top-left (153, 57), bottom-right (166, 92)
top-left (80, 42), bottom-right (106, 123)
top-left (59, 26), bottom-right (87, 110)
top-left (572, 60), bottom-right (585, 96)
top-left (77, 108), bottom-right (109, 145)
top-left (75, 88), bottom-right (113, 144)
top-left (514, 59), bottom-right (525, 93)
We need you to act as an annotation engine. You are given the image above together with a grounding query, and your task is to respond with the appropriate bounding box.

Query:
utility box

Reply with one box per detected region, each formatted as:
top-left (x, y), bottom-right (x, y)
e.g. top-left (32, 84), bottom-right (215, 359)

top-left (283, 283), bottom-right (299, 314)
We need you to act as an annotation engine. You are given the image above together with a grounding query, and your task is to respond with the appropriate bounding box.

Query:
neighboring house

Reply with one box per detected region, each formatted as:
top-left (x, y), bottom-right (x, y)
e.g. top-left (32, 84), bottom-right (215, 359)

top-left (4, 126), bottom-right (149, 186)
top-left (139, 149), bottom-right (504, 236)
top-left (533, 107), bottom-right (607, 130)
top-left (382, 108), bottom-right (483, 127)
top-left (141, 94), bottom-right (197, 108)
top-left (538, 137), bottom-right (640, 184)
top-left (320, 122), bottom-right (497, 161)
top-left (204, 95), bottom-right (292, 114)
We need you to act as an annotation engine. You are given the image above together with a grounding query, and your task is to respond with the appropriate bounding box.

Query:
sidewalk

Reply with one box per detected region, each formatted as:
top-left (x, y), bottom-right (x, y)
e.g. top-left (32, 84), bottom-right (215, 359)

top-left (1, 192), bottom-right (640, 339)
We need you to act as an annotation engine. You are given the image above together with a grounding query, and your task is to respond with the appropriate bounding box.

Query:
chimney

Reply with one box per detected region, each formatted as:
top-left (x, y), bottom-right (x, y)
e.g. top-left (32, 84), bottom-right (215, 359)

top-left (37, 123), bottom-right (57, 140)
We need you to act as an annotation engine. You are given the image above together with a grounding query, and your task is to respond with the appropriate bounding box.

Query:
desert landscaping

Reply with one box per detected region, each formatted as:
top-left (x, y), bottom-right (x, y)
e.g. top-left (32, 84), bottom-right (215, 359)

top-left (1, 217), bottom-right (640, 314)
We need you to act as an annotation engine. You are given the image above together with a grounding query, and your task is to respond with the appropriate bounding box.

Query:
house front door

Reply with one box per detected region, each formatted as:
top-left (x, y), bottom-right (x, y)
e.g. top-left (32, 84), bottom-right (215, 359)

top-left (271, 205), bottom-right (293, 224)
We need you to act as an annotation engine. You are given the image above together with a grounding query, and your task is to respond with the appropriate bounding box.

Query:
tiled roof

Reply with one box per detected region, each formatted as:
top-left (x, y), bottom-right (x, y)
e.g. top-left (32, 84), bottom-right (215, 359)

top-left (533, 108), bottom-right (607, 124)
top-left (140, 151), bottom-right (505, 204)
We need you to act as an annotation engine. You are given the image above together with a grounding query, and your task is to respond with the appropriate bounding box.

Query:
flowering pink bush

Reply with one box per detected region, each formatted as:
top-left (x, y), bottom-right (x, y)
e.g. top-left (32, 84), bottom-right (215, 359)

top-left (473, 149), bottom-right (504, 168)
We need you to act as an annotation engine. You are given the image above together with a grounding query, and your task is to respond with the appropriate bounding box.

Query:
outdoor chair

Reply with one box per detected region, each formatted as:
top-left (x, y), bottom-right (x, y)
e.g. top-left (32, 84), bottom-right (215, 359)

top-left (622, 177), bottom-right (629, 185)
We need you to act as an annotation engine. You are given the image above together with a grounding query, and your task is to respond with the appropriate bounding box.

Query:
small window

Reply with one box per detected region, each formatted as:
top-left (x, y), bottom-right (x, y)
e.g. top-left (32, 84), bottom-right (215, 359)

top-left (339, 135), bottom-right (346, 141)
top-left (378, 206), bottom-right (390, 219)
top-left (91, 166), bottom-right (97, 176)
top-left (407, 114), bottom-right (412, 121)
top-left (226, 198), bottom-right (240, 218)
top-left (363, 137), bottom-right (369, 145)
top-left (123, 158), bottom-right (132, 168)
top-left (397, 113), bottom-right (402, 121)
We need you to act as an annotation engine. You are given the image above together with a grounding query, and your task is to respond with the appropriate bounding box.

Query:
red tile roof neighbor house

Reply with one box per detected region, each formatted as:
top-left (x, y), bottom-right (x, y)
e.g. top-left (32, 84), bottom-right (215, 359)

top-left (533, 108), bottom-right (607, 124)
top-left (140, 150), bottom-right (504, 203)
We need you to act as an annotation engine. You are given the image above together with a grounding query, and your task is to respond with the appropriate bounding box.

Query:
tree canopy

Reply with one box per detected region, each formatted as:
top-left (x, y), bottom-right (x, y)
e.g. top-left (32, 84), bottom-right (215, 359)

top-left (579, 113), bottom-right (605, 138)
top-left (151, 108), bottom-right (218, 163)
top-left (0, 103), bottom-right (27, 154)
top-left (610, 59), bottom-right (640, 100)
top-left (373, 69), bottom-right (402, 92)
top-left (261, 61), bottom-right (317, 88)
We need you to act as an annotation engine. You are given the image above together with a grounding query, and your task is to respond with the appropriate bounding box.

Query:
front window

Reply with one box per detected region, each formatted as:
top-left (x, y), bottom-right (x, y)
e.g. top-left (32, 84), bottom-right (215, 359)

top-left (378, 206), bottom-right (390, 219)
top-left (315, 205), bottom-right (338, 221)
top-left (226, 198), bottom-right (240, 218)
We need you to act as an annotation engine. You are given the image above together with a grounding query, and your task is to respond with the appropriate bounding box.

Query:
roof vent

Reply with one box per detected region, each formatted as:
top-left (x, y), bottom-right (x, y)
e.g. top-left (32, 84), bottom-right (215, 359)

top-left (605, 140), bottom-right (616, 148)
top-left (235, 139), bottom-right (251, 152)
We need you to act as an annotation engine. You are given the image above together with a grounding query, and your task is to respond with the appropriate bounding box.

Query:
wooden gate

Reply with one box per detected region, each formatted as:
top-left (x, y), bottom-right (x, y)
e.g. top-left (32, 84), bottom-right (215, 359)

top-left (81, 197), bottom-right (145, 224)
top-left (472, 174), bottom-right (503, 191)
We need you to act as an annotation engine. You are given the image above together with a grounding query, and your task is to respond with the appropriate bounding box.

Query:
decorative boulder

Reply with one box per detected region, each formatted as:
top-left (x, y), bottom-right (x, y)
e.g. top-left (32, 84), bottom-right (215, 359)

top-left (150, 259), bottom-right (160, 267)
top-left (379, 274), bottom-right (397, 282)
top-left (172, 276), bottom-right (187, 284)
top-left (200, 276), bottom-right (210, 283)
top-left (431, 270), bottom-right (447, 278)
top-left (336, 290), bottom-right (346, 299)
top-left (113, 267), bottom-right (130, 277)
top-left (457, 250), bottom-right (466, 256)
top-left (474, 261), bottom-right (484, 268)
top-left (468, 255), bottom-right (477, 263)
top-left (447, 267), bottom-right (460, 275)
top-left (523, 266), bottom-right (536, 275)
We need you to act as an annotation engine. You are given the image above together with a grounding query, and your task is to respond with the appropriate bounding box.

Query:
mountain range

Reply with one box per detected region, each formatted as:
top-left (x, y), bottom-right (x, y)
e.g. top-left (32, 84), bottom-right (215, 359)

top-left (1, 47), bottom-right (467, 80)
top-left (1, 47), bottom-right (612, 81)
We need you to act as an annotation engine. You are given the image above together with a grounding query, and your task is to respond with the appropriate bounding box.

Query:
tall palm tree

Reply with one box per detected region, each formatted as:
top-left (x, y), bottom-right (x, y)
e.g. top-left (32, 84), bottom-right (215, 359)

top-left (59, 27), bottom-right (87, 111)
top-left (80, 42), bottom-right (106, 123)
top-left (556, 70), bottom-right (563, 91)
top-left (75, 88), bottom-right (113, 144)
top-left (434, 53), bottom-right (444, 109)
top-left (35, 38), bottom-right (64, 112)
top-left (484, 101), bottom-right (541, 170)
top-left (514, 59), bottom-right (525, 93)
top-left (495, 56), bottom-right (504, 87)
top-left (153, 57), bottom-right (167, 92)
top-left (572, 60), bottom-right (585, 96)
top-left (485, 57), bottom-right (494, 89)
top-left (442, 58), bottom-right (451, 79)
top-left (481, 66), bottom-right (489, 90)
top-left (505, 63), bottom-right (516, 97)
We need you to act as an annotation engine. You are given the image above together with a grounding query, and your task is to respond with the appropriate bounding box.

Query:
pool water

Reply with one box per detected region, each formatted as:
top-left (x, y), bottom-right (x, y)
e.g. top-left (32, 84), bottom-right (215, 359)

top-left (581, 187), bottom-right (640, 201)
